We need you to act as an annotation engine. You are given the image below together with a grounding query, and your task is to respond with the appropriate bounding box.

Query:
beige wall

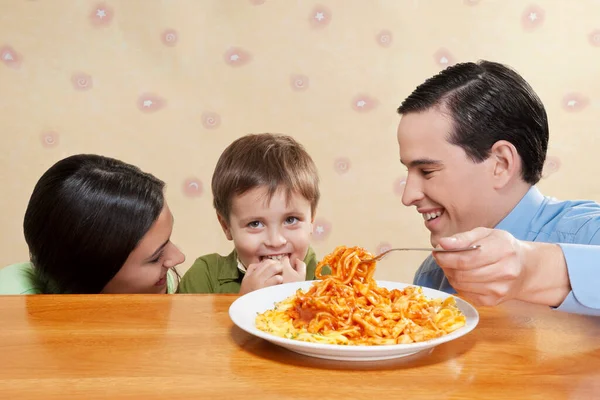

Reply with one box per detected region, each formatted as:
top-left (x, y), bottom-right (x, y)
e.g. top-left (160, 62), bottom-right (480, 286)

top-left (1, 0), bottom-right (599, 283)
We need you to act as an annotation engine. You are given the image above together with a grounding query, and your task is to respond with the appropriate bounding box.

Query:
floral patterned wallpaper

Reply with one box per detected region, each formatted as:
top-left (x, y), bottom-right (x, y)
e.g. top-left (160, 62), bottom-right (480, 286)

top-left (2, 0), bottom-right (599, 283)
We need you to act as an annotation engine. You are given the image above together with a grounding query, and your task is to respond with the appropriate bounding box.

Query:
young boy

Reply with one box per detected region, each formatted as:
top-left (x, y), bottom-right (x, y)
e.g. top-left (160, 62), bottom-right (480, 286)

top-left (178, 133), bottom-right (320, 294)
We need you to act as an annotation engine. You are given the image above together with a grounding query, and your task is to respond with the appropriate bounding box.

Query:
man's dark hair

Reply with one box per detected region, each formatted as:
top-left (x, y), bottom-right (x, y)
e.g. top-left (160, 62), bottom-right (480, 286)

top-left (398, 60), bottom-right (548, 184)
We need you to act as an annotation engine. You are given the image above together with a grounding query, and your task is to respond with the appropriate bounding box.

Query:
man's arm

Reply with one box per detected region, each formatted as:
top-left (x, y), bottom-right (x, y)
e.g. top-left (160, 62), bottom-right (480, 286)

top-left (434, 228), bottom-right (600, 316)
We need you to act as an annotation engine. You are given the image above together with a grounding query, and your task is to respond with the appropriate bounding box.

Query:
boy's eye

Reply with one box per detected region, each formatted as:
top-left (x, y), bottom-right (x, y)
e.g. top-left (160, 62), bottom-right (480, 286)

top-left (421, 170), bottom-right (434, 176)
top-left (285, 216), bottom-right (299, 225)
top-left (248, 221), bottom-right (263, 228)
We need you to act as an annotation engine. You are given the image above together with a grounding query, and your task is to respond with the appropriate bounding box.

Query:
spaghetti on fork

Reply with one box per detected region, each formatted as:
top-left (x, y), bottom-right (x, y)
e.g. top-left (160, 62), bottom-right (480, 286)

top-left (255, 245), bottom-right (466, 345)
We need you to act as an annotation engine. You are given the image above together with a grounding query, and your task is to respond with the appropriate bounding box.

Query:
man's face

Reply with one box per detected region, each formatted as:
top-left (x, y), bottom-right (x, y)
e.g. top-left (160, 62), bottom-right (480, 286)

top-left (397, 107), bottom-right (498, 246)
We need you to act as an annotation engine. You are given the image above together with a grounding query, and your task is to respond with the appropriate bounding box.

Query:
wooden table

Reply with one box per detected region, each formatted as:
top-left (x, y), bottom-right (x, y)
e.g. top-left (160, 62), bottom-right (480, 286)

top-left (1, 295), bottom-right (599, 399)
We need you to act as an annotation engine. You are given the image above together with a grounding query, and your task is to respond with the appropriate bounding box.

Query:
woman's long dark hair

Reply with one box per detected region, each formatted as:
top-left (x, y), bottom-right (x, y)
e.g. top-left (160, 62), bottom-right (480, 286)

top-left (23, 154), bottom-right (165, 294)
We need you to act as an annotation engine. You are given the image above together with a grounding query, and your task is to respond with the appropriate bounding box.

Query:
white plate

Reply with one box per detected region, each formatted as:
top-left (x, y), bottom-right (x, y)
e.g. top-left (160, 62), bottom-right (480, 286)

top-left (229, 280), bottom-right (479, 362)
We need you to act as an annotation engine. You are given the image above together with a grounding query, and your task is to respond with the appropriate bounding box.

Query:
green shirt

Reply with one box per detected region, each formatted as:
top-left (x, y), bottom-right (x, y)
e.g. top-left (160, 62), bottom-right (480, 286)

top-left (0, 262), bottom-right (39, 295)
top-left (178, 247), bottom-right (318, 294)
top-left (0, 262), bottom-right (178, 294)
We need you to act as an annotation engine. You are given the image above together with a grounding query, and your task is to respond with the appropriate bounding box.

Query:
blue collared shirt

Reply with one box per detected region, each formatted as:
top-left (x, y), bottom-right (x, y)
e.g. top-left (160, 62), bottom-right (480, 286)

top-left (414, 186), bottom-right (600, 316)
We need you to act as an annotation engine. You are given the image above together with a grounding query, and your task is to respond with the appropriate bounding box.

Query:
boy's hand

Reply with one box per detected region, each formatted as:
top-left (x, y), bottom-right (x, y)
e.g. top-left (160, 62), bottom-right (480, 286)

top-left (239, 260), bottom-right (283, 295)
top-left (281, 256), bottom-right (307, 284)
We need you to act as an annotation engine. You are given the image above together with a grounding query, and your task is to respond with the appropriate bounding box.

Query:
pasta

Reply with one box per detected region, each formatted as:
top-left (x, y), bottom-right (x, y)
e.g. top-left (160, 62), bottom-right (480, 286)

top-left (255, 245), bottom-right (466, 345)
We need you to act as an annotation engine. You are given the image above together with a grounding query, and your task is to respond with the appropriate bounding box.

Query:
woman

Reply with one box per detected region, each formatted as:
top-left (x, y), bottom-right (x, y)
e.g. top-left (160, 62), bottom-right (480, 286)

top-left (0, 154), bottom-right (185, 294)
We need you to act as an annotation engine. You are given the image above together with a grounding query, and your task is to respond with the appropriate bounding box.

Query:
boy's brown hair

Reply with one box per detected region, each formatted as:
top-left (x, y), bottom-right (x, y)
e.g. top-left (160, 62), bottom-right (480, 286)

top-left (212, 133), bottom-right (320, 221)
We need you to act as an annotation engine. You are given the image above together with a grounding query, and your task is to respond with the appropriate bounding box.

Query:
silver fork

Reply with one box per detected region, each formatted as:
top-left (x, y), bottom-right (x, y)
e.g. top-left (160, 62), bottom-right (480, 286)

top-left (360, 245), bottom-right (481, 263)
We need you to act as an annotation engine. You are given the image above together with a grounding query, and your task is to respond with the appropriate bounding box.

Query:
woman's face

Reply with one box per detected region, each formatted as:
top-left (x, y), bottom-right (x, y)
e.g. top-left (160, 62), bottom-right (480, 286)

top-left (101, 203), bottom-right (185, 294)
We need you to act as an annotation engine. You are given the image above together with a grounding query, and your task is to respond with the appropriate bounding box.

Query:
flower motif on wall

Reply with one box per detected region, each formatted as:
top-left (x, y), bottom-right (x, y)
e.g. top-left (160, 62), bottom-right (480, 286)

top-left (334, 157), bottom-right (351, 175)
top-left (224, 47), bottom-right (252, 67)
top-left (41, 131), bottom-right (59, 148)
top-left (541, 155), bottom-right (561, 179)
top-left (183, 178), bottom-right (203, 198)
top-left (71, 73), bottom-right (93, 91)
top-left (90, 3), bottom-right (114, 27)
top-left (521, 5), bottom-right (545, 31)
top-left (137, 93), bottom-right (166, 113)
top-left (433, 48), bottom-right (455, 68)
top-left (394, 176), bottom-right (407, 197)
top-left (351, 94), bottom-right (379, 112)
top-left (376, 242), bottom-right (392, 257)
top-left (161, 29), bottom-right (178, 47)
top-left (290, 74), bottom-right (310, 92)
top-left (562, 93), bottom-right (589, 112)
top-left (309, 5), bottom-right (332, 29)
top-left (376, 30), bottom-right (393, 48)
top-left (1, 46), bottom-right (22, 69)
top-left (588, 30), bottom-right (600, 47)
top-left (312, 218), bottom-right (332, 241)
top-left (201, 112), bottom-right (221, 129)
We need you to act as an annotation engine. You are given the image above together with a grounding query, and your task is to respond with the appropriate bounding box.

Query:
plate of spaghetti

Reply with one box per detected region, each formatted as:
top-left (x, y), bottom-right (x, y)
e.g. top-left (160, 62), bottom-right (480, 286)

top-left (229, 246), bottom-right (479, 361)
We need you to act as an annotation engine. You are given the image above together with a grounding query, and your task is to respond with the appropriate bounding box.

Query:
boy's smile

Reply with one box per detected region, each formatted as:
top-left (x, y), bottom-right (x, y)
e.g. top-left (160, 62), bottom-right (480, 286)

top-left (219, 185), bottom-right (314, 268)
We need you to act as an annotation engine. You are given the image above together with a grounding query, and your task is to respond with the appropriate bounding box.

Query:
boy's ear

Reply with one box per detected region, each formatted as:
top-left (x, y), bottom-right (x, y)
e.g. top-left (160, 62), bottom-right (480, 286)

top-left (217, 213), bottom-right (233, 241)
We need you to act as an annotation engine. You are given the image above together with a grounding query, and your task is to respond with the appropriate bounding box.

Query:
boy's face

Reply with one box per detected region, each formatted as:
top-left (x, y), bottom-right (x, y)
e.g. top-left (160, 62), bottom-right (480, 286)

top-left (218, 186), bottom-right (314, 269)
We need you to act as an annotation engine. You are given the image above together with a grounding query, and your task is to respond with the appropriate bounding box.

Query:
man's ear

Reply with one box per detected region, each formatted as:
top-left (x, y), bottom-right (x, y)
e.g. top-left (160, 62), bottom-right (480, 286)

top-left (490, 140), bottom-right (521, 189)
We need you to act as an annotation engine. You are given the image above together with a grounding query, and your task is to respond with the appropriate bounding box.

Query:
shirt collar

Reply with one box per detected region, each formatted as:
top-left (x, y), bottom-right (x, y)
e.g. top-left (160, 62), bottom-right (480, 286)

top-left (216, 250), bottom-right (244, 282)
top-left (237, 259), bottom-right (247, 274)
top-left (495, 186), bottom-right (545, 240)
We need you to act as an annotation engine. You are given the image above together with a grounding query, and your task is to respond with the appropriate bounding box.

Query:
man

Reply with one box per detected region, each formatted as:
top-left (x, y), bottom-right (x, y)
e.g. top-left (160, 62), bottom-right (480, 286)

top-left (396, 60), bottom-right (600, 316)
